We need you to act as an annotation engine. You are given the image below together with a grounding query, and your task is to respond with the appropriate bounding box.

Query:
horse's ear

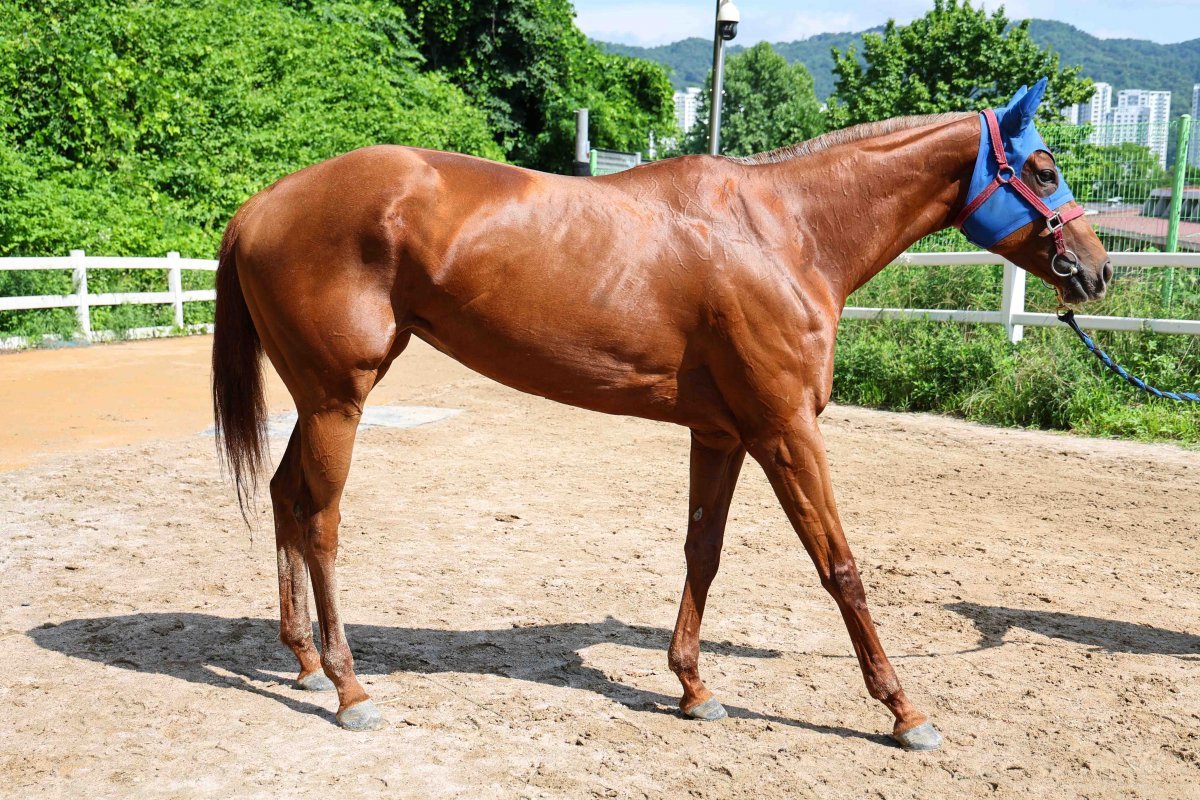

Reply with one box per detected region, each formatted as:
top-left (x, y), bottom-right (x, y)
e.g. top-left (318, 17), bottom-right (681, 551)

top-left (1001, 78), bottom-right (1048, 136)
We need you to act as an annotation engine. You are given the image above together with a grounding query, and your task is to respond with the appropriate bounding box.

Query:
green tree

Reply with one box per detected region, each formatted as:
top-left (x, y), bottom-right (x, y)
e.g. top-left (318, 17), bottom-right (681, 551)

top-left (828, 0), bottom-right (1093, 127)
top-left (683, 42), bottom-right (825, 157)
top-left (398, 0), bottom-right (676, 170)
top-left (0, 0), bottom-right (502, 259)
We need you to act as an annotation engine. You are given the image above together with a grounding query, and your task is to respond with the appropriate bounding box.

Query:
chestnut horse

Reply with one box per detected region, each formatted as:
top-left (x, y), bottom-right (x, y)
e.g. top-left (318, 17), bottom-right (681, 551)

top-left (212, 81), bottom-right (1110, 748)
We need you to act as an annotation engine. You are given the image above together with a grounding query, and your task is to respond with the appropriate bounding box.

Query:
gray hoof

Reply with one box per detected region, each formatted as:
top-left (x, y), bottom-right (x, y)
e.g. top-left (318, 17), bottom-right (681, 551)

top-left (683, 697), bottom-right (728, 721)
top-left (893, 721), bottom-right (942, 751)
top-left (296, 672), bottom-right (335, 692)
top-left (337, 699), bottom-right (385, 731)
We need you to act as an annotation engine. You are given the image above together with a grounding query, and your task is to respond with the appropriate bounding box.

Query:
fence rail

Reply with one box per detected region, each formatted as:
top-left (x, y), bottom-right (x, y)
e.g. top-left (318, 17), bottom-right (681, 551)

top-left (0, 250), bottom-right (1198, 349)
top-left (844, 251), bottom-right (1200, 341)
top-left (0, 250), bottom-right (216, 347)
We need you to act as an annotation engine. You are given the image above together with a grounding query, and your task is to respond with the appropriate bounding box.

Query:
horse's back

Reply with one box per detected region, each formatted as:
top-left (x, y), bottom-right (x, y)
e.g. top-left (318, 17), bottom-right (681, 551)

top-left (226, 145), bottom-right (765, 428)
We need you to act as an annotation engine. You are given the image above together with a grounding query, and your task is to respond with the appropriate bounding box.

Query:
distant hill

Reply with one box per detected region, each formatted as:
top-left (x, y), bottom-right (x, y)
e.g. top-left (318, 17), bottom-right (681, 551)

top-left (598, 20), bottom-right (1200, 117)
top-left (599, 31), bottom-right (873, 99)
top-left (1025, 20), bottom-right (1200, 117)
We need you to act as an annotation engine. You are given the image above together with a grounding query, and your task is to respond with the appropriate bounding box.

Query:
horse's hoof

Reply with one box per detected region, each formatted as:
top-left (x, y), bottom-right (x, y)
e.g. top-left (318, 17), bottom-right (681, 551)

top-left (682, 697), bottom-right (728, 721)
top-left (296, 672), bottom-right (335, 692)
top-left (337, 699), bottom-right (385, 731)
top-left (893, 721), bottom-right (942, 751)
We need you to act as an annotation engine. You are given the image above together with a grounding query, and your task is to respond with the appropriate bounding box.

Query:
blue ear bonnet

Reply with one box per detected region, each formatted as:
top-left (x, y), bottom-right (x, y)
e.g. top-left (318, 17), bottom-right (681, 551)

top-left (960, 80), bottom-right (1076, 248)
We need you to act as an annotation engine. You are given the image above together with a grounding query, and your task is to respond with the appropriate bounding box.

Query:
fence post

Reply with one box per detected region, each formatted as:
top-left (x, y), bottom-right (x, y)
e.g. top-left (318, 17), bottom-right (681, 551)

top-left (1000, 260), bottom-right (1026, 344)
top-left (1163, 114), bottom-right (1191, 311)
top-left (70, 249), bottom-right (91, 341)
top-left (167, 251), bottom-right (184, 329)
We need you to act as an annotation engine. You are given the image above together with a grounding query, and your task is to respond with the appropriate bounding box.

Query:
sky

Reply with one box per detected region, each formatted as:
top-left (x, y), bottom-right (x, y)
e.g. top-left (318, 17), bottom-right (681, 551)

top-left (572, 0), bottom-right (1199, 47)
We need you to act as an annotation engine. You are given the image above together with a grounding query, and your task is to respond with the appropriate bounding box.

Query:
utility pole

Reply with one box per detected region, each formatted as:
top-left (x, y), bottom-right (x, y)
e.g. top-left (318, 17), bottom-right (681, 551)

top-left (707, 0), bottom-right (740, 155)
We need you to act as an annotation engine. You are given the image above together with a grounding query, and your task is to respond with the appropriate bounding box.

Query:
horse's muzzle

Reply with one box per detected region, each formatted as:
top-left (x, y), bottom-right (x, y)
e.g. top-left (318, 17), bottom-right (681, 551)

top-left (1064, 258), bottom-right (1110, 304)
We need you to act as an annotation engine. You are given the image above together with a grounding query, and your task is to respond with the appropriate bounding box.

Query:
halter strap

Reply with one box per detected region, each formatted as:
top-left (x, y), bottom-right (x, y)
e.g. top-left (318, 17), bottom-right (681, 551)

top-left (953, 109), bottom-right (1084, 262)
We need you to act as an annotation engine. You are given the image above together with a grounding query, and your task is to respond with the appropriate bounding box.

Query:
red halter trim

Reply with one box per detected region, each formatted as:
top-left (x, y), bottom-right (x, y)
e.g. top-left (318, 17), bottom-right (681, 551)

top-left (953, 109), bottom-right (1085, 263)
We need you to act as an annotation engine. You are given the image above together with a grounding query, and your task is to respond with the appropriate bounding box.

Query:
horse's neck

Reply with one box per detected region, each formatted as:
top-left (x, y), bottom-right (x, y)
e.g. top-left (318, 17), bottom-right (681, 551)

top-left (768, 115), bottom-right (980, 306)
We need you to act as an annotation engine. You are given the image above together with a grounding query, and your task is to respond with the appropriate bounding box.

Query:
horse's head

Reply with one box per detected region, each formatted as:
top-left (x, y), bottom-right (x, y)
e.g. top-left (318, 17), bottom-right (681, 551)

top-left (956, 78), bottom-right (1111, 304)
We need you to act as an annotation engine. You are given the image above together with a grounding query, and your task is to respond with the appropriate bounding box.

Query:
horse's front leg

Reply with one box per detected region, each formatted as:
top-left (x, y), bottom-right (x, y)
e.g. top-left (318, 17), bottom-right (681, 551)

top-left (667, 432), bottom-right (746, 720)
top-left (748, 415), bottom-right (942, 751)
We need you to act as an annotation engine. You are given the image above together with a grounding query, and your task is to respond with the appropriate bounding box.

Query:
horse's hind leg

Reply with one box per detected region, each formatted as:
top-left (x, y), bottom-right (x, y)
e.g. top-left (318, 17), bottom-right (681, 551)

top-left (668, 432), bottom-right (745, 720)
top-left (295, 401), bottom-right (381, 730)
top-left (749, 417), bottom-right (941, 751)
top-left (270, 425), bottom-right (331, 691)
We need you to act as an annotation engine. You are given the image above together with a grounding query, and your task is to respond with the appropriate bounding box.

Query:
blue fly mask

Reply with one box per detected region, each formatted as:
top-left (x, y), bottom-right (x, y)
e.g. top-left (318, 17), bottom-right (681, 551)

top-left (954, 78), bottom-right (1084, 277)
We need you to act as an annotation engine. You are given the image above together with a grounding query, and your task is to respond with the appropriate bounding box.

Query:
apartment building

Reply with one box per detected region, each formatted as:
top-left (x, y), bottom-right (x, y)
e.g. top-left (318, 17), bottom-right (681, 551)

top-left (673, 87), bottom-right (702, 134)
top-left (1064, 82), bottom-right (1172, 168)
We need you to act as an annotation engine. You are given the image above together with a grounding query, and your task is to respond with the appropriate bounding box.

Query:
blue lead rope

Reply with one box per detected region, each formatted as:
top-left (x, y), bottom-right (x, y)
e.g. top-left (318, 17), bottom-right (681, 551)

top-left (1057, 309), bottom-right (1200, 403)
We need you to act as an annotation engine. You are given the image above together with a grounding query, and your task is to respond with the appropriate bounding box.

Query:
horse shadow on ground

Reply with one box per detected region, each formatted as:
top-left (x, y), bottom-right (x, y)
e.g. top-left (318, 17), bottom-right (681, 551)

top-left (26, 613), bottom-right (893, 745)
top-left (946, 602), bottom-right (1200, 659)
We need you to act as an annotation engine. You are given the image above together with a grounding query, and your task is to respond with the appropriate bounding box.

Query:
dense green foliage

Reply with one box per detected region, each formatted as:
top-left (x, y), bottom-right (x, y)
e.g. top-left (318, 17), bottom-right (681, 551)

top-left (0, 0), bottom-right (492, 334)
top-left (0, 0), bottom-right (674, 262)
top-left (400, 0), bottom-right (675, 171)
top-left (599, 20), bottom-right (1200, 118)
top-left (828, 0), bottom-right (1092, 127)
top-left (836, 265), bottom-right (1200, 445)
top-left (682, 42), bottom-right (824, 157)
top-left (0, 0), bottom-right (503, 260)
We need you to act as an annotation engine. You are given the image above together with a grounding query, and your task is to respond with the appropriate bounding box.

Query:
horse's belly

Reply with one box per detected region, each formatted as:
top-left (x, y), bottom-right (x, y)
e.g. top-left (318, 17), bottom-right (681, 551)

top-left (408, 303), bottom-right (689, 422)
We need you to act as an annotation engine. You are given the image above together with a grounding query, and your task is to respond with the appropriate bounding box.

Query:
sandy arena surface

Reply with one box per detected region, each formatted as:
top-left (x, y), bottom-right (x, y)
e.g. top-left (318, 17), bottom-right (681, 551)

top-left (1, 335), bottom-right (1199, 799)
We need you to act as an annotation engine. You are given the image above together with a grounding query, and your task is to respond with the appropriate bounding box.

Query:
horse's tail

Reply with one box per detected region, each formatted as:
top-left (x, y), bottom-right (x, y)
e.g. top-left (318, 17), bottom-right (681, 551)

top-left (211, 194), bottom-right (268, 522)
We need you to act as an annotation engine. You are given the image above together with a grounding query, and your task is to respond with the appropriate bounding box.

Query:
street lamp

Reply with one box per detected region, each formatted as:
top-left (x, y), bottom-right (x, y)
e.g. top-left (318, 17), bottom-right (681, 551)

top-left (708, 0), bottom-right (740, 155)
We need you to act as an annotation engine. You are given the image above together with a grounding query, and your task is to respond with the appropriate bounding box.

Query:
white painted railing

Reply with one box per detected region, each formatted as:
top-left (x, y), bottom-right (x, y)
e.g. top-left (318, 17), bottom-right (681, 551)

top-left (0, 250), bottom-right (217, 347)
top-left (844, 251), bottom-right (1200, 343)
top-left (1, 250), bottom-right (1198, 349)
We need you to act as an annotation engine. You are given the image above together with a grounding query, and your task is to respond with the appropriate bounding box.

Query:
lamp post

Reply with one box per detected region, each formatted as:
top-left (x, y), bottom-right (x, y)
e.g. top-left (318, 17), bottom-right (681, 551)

top-left (707, 0), bottom-right (740, 155)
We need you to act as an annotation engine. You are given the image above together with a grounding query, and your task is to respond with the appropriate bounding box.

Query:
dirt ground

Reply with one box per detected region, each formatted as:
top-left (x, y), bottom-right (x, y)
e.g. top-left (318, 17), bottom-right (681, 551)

top-left (2, 335), bottom-right (1199, 800)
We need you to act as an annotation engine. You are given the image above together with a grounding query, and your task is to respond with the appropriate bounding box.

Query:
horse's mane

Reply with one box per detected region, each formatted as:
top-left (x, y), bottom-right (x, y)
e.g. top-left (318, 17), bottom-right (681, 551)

top-left (734, 112), bottom-right (974, 165)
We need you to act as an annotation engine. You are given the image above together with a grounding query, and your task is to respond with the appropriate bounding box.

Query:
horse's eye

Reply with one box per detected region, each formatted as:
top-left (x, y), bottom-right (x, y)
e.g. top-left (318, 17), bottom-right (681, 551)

top-left (1038, 169), bottom-right (1057, 184)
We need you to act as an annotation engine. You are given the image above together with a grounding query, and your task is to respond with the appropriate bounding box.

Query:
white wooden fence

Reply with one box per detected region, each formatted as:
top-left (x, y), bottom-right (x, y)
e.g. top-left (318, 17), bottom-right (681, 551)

top-left (847, 251), bottom-right (1200, 343)
top-left (0, 250), bottom-right (216, 347)
top-left (0, 250), bottom-right (1197, 349)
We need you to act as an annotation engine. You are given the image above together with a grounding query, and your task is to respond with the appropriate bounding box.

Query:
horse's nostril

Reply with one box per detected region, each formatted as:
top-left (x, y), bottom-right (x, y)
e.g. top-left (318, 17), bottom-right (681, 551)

top-left (1102, 260), bottom-right (1113, 284)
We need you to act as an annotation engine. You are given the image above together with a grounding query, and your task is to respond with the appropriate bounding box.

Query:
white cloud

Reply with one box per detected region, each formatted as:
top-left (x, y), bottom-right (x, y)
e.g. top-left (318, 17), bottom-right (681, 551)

top-left (778, 11), bottom-right (862, 39)
top-left (574, 3), bottom-right (713, 46)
